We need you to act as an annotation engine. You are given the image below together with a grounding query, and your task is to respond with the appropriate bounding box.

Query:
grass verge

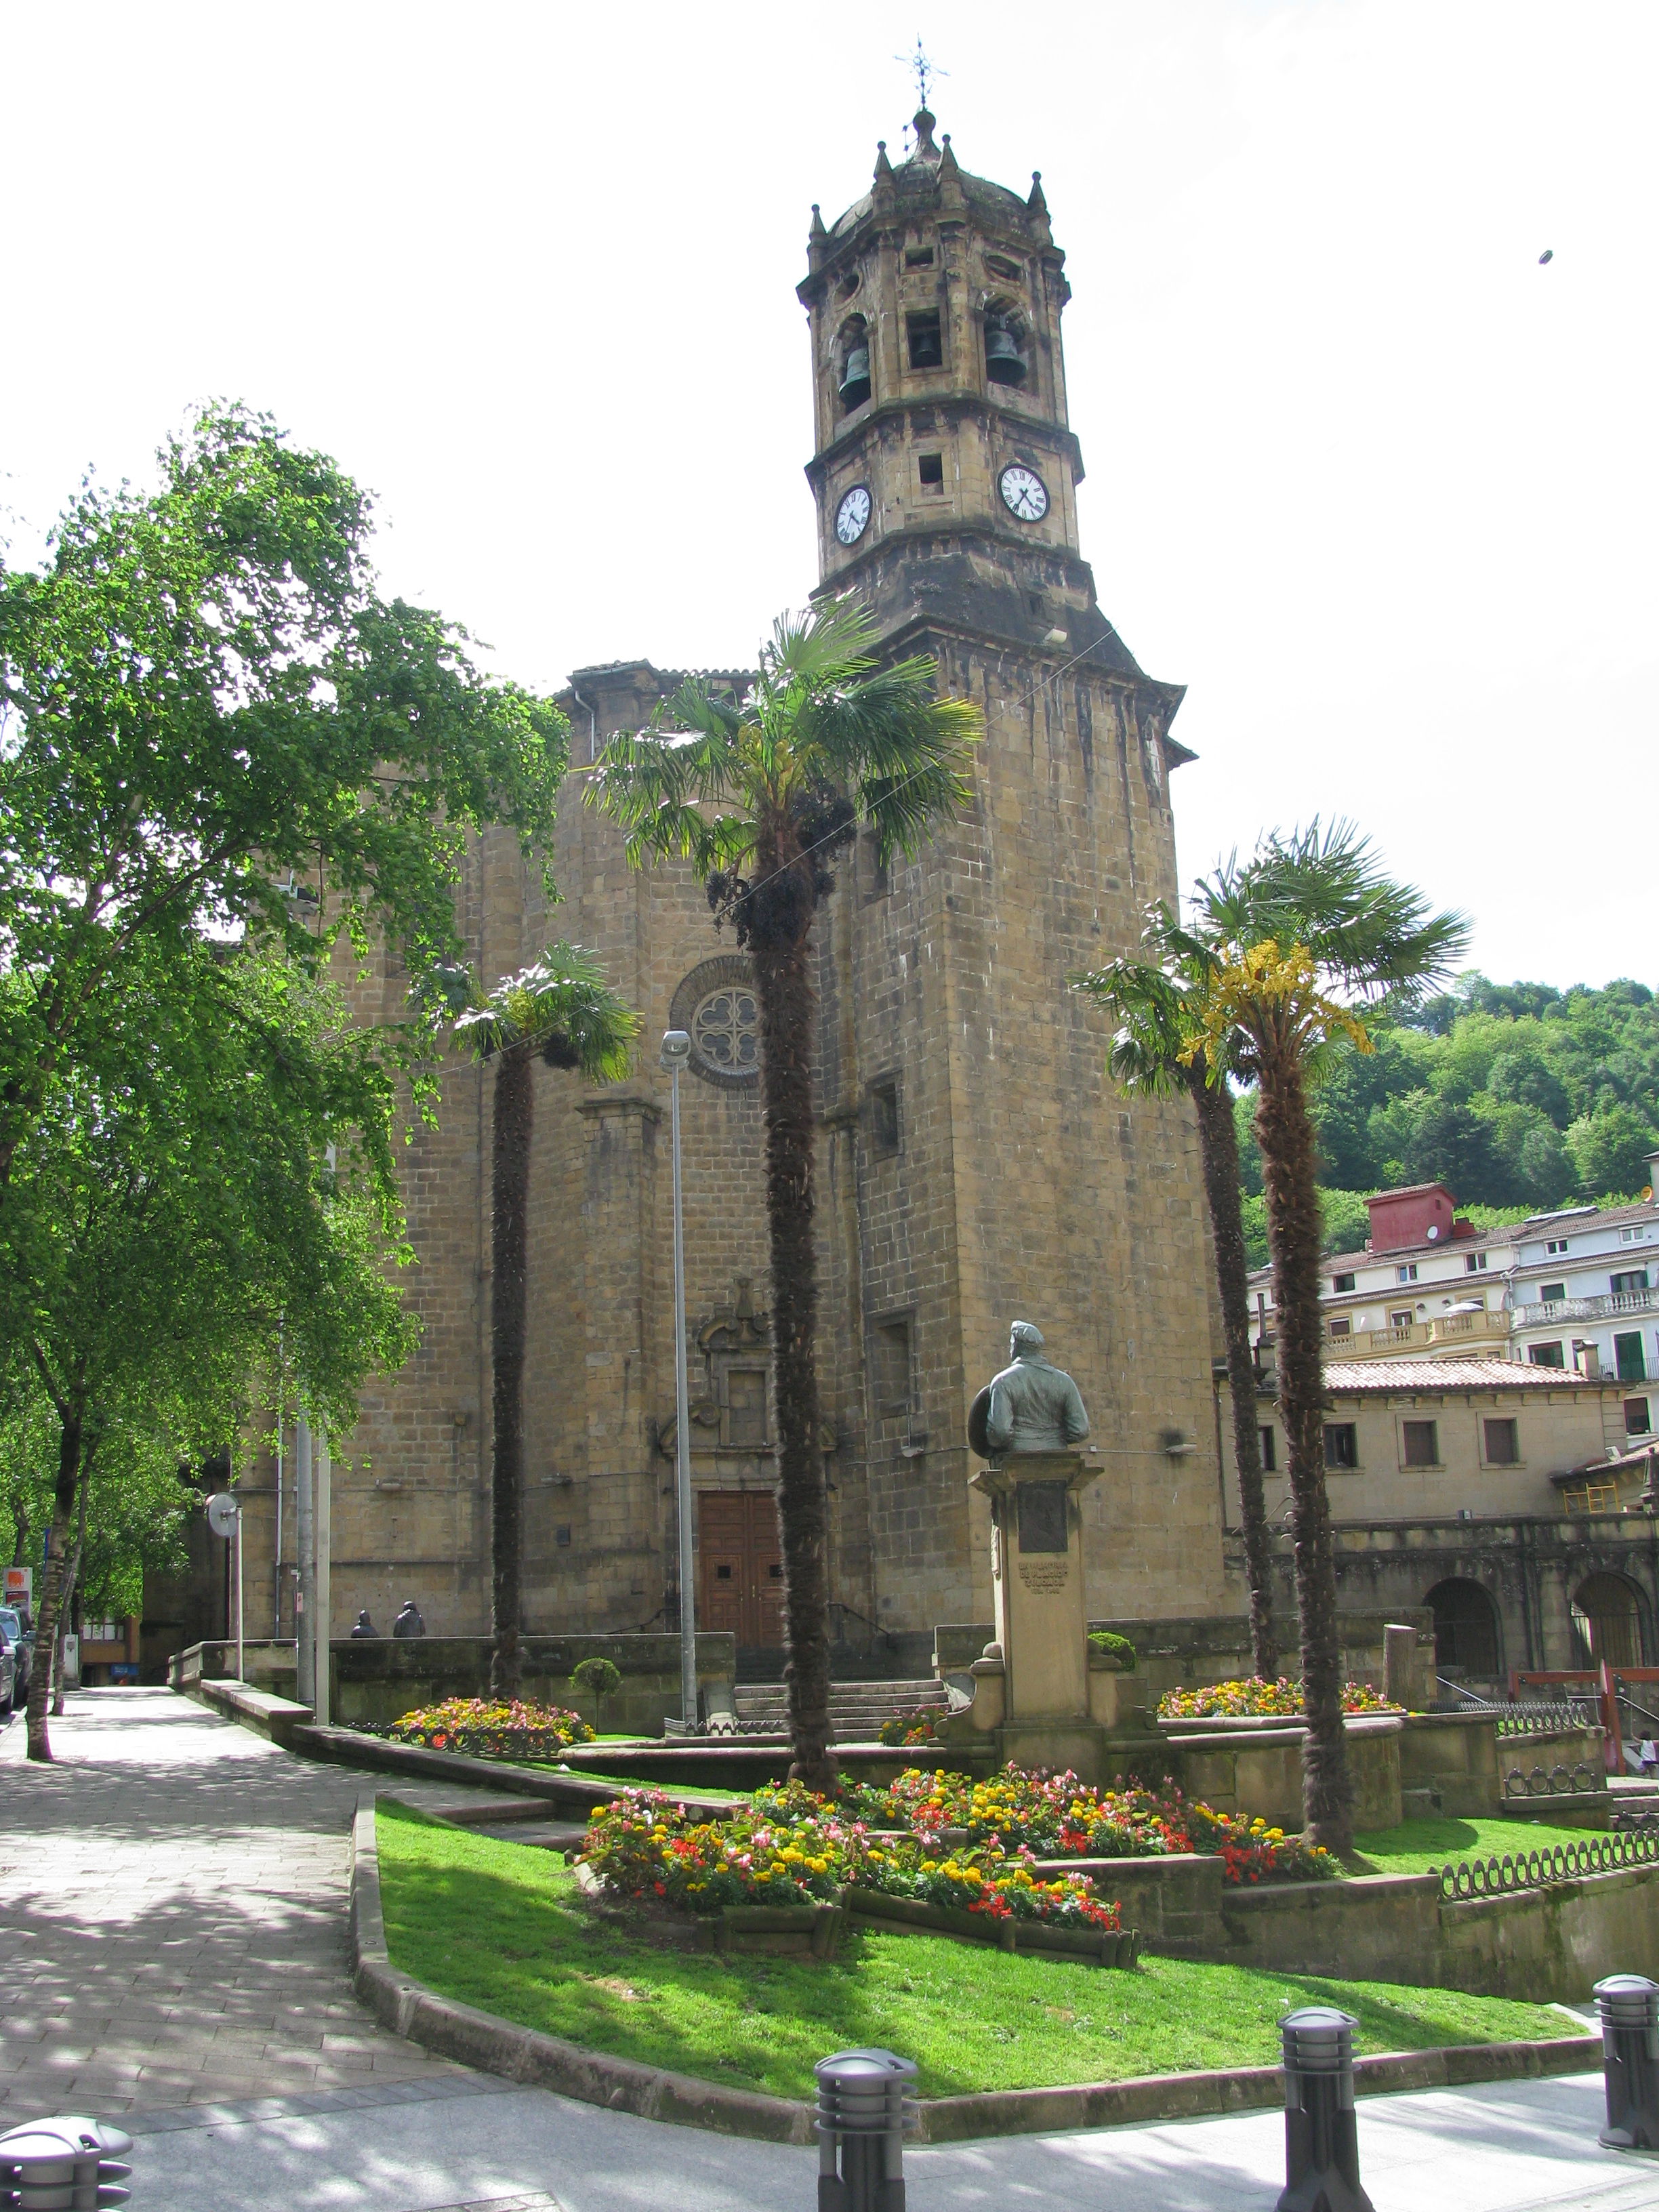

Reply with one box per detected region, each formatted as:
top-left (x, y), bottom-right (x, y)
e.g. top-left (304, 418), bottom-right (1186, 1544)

top-left (375, 1803), bottom-right (1570, 2102)
top-left (1351, 1815), bottom-right (1609, 1874)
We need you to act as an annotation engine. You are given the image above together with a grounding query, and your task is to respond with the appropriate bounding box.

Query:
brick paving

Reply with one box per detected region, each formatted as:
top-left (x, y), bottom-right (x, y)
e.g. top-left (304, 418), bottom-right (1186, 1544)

top-left (0, 1686), bottom-right (474, 2119)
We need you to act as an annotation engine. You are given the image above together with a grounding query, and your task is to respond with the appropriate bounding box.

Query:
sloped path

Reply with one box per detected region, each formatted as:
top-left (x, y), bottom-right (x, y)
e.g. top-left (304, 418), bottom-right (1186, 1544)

top-left (0, 1687), bottom-right (472, 2118)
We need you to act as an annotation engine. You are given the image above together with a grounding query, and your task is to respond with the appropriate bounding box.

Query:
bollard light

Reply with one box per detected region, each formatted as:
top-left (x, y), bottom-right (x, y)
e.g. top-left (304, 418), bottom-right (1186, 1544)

top-left (1276, 2007), bottom-right (1374, 2212)
top-left (1593, 1973), bottom-right (1659, 2150)
top-left (815, 2046), bottom-right (918, 2212)
top-left (0, 2114), bottom-right (132, 2208)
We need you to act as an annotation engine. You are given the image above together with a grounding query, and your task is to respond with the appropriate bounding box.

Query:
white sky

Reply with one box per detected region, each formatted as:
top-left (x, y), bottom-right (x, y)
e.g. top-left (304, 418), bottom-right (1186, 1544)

top-left (3, 1), bottom-right (1654, 989)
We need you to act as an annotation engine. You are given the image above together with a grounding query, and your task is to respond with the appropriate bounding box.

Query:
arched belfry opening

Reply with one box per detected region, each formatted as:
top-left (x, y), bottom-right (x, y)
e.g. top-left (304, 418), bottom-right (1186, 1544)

top-left (983, 302), bottom-right (1028, 388)
top-left (836, 316), bottom-right (870, 412)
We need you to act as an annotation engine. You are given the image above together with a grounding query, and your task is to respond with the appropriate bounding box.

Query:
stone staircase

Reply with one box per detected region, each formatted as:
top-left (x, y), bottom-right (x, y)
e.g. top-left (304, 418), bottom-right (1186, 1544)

top-left (732, 1677), bottom-right (949, 1743)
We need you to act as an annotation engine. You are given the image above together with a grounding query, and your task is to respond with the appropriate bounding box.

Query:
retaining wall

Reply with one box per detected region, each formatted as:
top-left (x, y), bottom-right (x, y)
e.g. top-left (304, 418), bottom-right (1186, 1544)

top-left (171, 1632), bottom-right (739, 1737)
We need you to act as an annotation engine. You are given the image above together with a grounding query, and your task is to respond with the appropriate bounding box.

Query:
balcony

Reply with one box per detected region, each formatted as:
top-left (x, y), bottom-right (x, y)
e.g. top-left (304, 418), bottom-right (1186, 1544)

top-left (1325, 1309), bottom-right (1511, 1361)
top-left (1513, 1286), bottom-right (1659, 1327)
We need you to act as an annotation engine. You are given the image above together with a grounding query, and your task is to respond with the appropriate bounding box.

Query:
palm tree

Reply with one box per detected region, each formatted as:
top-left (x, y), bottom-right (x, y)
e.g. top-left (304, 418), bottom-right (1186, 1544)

top-left (1181, 823), bottom-right (1467, 1852)
top-left (1072, 912), bottom-right (1279, 1682)
top-left (589, 596), bottom-right (981, 1791)
top-left (447, 947), bottom-right (638, 1698)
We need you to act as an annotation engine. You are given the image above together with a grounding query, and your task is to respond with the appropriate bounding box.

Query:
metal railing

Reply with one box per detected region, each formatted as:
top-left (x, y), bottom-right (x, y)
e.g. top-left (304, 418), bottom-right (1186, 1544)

top-left (1431, 1828), bottom-right (1659, 1899)
top-left (1504, 1760), bottom-right (1602, 1797)
top-left (1494, 1702), bottom-right (1600, 1737)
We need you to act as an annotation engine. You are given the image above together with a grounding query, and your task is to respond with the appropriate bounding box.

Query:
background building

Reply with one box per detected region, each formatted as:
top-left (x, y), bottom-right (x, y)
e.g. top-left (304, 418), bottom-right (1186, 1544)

top-left (1221, 1355), bottom-right (1657, 1694)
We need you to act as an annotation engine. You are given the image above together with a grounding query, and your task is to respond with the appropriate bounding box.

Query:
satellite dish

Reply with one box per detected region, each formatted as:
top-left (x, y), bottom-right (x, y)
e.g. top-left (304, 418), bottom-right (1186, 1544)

top-left (205, 1492), bottom-right (240, 1539)
top-left (1642, 1186), bottom-right (1654, 1203)
top-left (1427, 1225), bottom-right (1440, 1240)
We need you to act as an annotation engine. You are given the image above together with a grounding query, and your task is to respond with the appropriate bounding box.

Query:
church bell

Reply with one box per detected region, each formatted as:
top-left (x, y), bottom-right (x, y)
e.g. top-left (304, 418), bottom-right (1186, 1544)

top-left (838, 343), bottom-right (872, 410)
top-left (985, 323), bottom-right (1026, 386)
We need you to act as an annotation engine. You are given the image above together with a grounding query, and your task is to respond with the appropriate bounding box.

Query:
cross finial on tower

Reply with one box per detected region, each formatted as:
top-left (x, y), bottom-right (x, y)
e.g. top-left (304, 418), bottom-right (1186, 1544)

top-left (895, 35), bottom-right (946, 117)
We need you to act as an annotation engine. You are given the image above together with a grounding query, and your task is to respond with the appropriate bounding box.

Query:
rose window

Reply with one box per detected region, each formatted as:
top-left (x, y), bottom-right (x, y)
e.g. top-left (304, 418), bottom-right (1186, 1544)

top-left (693, 987), bottom-right (759, 1076)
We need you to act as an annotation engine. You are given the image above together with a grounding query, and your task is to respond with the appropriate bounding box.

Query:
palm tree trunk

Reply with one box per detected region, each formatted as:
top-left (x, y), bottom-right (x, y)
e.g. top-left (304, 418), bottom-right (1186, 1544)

top-left (1255, 1046), bottom-right (1353, 1851)
top-left (748, 868), bottom-right (836, 1795)
top-left (490, 1045), bottom-right (533, 1700)
top-left (1188, 1067), bottom-right (1279, 1681)
top-left (26, 1411), bottom-right (81, 1762)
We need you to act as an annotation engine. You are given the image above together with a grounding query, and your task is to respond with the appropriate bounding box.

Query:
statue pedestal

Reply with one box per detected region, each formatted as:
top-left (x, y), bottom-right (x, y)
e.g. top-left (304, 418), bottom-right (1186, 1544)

top-left (969, 1450), bottom-right (1104, 1772)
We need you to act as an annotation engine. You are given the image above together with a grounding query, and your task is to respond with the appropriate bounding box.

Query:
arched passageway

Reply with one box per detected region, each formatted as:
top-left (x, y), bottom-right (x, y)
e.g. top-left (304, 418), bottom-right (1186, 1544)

top-left (1427, 1577), bottom-right (1502, 1679)
top-left (1572, 1574), bottom-right (1649, 1669)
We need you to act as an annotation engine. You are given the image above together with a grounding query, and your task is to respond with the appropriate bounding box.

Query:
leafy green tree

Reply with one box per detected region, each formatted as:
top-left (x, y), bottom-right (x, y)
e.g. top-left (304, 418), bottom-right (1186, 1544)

top-left (590, 597), bottom-right (981, 1793)
top-left (1391, 1094), bottom-right (1514, 1202)
top-left (0, 945), bottom-right (413, 1759)
top-left (1073, 916), bottom-right (1281, 1681)
top-left (441, 950), bottom-right (638, 1699)
top-left (0, 405), bottom-right (569, 1197)
top-left (1183, 824), bottom-right (1467, 1852)
top-left (1567, 1105), bottom-right (1659, 1200)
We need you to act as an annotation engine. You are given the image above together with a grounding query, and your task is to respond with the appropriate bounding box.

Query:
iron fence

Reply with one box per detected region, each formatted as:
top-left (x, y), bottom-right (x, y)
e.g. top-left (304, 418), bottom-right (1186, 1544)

top-left (1503, 1761), bottom-right (1603, 1799)
top-left (1431, 1829), bottom-right (1659, 1900)
top-left (1494, 1703), bottom-right (1599, 1738)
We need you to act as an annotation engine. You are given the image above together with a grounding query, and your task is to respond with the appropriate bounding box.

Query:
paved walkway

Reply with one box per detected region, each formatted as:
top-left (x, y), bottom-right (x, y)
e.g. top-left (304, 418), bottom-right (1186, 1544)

top-left (0, 1687), bottom-right (471, 2116)
top-left (1, 1689), bottom-right (1649, 2210)
top-left (108, 2070), bottom-right (1659, 2212)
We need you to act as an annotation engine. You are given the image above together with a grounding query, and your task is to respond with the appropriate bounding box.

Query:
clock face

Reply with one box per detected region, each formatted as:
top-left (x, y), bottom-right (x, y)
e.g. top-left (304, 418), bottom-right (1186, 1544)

top-left (998, 464), bottom-right (1050, 523)
top-left (835, 485), bottom-right (872, 544)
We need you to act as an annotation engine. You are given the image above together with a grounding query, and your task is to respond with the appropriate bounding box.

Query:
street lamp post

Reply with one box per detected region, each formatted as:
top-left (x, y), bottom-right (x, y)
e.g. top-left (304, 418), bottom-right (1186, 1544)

top-left (661, 1029), bottom-right (697, 1731)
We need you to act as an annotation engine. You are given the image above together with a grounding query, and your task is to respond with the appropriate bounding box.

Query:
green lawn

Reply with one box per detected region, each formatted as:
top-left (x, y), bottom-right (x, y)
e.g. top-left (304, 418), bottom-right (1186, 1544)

top-left (375, 1803), bottom-right (1572, 2101)
top-left (1351, 1814), bottom-right (1603, 1875)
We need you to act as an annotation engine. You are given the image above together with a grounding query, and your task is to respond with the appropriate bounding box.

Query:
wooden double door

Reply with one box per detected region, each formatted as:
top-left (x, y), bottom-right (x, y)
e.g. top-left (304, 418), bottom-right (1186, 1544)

top-left (698, 1490), bottom-right (784, 1647)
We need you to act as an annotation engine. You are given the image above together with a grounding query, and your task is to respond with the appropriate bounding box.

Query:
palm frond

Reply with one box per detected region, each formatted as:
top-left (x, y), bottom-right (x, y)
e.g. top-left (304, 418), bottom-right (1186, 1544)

top-left (453, 943), bottom-right (638, 1078)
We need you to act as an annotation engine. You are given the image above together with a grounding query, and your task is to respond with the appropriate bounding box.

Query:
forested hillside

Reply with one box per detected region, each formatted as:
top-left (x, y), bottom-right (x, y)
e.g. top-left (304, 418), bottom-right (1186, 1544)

top-left (1234, 975), bottom-right (1659, 1266)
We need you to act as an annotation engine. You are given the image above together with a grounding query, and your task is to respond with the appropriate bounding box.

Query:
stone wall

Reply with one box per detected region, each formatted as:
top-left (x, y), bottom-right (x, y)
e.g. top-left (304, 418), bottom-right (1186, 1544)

top-left (1216, 1860), bottom-right (1659, 2004)
top-left (169, 1631), bottom-right (737, 1736)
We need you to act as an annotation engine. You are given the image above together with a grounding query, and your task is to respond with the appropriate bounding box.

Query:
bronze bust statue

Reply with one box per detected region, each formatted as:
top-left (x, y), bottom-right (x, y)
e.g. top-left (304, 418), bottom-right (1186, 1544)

top-left (968, 1322), bottom-right (1090, 1457)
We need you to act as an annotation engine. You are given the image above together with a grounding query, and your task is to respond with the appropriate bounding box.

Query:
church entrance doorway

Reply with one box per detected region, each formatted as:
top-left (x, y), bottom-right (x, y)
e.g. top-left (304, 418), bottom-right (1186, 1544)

top-left (698, 1490), bottom-right (784, 1649)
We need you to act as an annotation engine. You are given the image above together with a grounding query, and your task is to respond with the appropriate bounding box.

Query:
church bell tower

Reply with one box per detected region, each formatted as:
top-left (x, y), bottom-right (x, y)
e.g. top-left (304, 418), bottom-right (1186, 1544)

top-left (798, 106), bottom-right (1155, 684)
top-left (798, 111), bottom-right (1229, 1647)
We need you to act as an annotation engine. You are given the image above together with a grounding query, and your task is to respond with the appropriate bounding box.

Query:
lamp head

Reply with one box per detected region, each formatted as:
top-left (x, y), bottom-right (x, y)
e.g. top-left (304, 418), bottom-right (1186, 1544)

top-left (661, 1029), bottom-right (692, 1069)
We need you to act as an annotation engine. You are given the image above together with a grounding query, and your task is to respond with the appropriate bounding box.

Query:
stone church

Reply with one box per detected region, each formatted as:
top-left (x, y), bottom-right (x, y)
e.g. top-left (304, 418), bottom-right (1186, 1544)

top-left (231, 108), bottom-right (1231, 1675)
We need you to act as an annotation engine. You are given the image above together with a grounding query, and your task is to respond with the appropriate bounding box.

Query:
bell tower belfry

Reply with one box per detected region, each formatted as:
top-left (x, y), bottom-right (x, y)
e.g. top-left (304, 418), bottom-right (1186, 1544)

top-left (799, 107), bottom-right (1101, 642)
top-left (799, 112), bottom-right (1231, 1649)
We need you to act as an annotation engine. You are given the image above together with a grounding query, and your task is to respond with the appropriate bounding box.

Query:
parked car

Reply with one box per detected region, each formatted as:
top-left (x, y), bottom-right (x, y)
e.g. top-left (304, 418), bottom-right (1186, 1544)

top-left (0, 1634), bottom-right (16, 1717)
top-left (0, 1608), bottom-right (30, 1706)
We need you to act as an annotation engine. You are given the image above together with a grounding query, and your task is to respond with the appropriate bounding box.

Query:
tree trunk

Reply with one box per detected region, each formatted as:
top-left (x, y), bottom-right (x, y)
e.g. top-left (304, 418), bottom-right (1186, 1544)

top-left (52, 1451), bottom-right (91, 1719)
top-left (749, 855), bottom-right (836, 1795)
top-left (489, 1045), bottom-right (533, 1700)
top-left (1189, 1067), bottom-right (1279, 1681)
top-left (26, 1412), bottom-right (82, 1762)
top-left (1255, 1046), bottom-right (1353, 1851)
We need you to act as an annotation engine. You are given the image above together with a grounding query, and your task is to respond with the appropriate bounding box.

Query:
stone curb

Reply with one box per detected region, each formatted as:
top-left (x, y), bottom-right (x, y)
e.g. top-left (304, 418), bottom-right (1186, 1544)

top-left (349, 1798), bottom-right (1600, 2146)
top-left (303, 1723), bottom-right (736, 1817)
top-left (350, 1802), bottom-right (814, 2145)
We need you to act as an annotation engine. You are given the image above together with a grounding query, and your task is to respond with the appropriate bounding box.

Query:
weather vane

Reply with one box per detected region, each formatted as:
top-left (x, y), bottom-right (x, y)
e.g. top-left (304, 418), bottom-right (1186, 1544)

top-left (897, 35), bottom-right (946, 115)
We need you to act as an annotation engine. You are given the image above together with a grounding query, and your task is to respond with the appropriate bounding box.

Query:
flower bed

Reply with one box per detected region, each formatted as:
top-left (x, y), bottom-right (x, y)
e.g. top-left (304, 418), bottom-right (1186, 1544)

top-left (386, 1696), bottom-right (596, 1756)
top-left (1158, 1677), bottom-right (1395, 1720)
top-left (753, 1764), bottom-right (1340, 1885)
top-left (579, 1788), bottom-right (1122, 1931)
top-left (876, 1707), bottom-right (941, 1746)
